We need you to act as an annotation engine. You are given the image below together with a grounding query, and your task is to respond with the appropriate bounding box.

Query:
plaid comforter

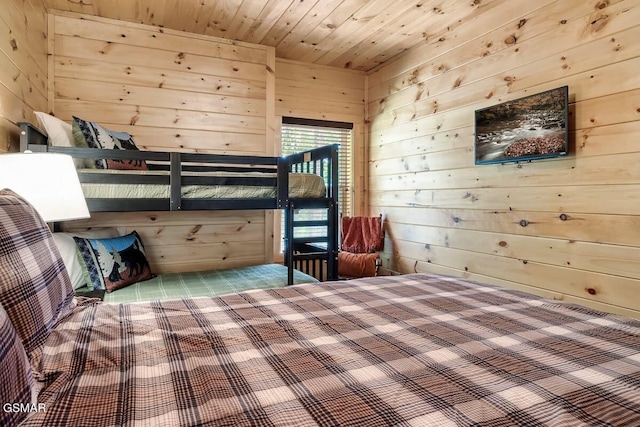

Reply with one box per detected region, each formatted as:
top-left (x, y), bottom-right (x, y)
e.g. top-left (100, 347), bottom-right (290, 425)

top-left (23, 274), bottom-right (640, 426)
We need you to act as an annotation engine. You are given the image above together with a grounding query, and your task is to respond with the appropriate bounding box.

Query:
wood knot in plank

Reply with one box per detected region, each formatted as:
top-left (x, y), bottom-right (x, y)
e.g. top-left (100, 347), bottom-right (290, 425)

top-left (504, 35), bottom-right (517, 45)
top-left (589, 14), bottom-right (609, 33)
top-left (174, 52), bottom-right (185, 64)
top-left (187, 225), bottom-right (202, 237)
top-left (462, 192), bottom-right (478, 202)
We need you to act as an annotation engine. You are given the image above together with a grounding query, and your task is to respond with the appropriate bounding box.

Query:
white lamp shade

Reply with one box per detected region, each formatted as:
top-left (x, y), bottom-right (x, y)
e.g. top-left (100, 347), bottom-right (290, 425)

top-left (0, 152), bottom-right (90, 222)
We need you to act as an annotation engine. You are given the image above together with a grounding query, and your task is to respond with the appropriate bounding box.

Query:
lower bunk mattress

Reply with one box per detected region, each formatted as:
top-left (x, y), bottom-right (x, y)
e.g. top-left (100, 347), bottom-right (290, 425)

top-left (75, 263), bottom-right (318, 303)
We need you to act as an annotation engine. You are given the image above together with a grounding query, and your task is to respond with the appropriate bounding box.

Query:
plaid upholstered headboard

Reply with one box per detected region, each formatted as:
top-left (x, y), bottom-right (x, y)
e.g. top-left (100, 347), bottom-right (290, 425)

top-left (0, 189), bottom-right (77, 426)
top-left (0, 302), bottom-right (35, 427)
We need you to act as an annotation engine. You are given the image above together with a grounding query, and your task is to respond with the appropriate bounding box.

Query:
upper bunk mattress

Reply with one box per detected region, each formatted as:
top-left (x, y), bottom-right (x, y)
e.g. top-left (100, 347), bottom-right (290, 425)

top-left (78, 169), bottom-right (326, 199)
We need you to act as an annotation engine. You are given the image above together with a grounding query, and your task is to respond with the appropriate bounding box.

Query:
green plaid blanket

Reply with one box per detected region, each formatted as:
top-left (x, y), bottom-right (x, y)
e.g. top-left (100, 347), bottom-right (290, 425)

top-left (76, 264), bottom-right (318, 303)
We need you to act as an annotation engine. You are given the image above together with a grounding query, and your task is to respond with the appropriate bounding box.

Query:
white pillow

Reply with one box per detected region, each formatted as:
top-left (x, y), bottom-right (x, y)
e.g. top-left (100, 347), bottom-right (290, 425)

top-left (34, 111), bottom-right (91, 169)
top-left (34, 111), bottom-right (74, 148)
top-left (52, 228), bottom-right (121, 289)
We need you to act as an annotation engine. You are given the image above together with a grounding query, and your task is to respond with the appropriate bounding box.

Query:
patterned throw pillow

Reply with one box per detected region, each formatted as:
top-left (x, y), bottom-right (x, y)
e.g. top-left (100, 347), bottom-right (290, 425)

top-left (0, 189), bottom-right (75, 356)
top-left (0, 303), bottom-right (36, 427)
top-left (52, 228), bottom-right (121, 290)
top-left (74, 231), bottom-right (153, 292)
top-left (72, 116), bottom-right (148, 170)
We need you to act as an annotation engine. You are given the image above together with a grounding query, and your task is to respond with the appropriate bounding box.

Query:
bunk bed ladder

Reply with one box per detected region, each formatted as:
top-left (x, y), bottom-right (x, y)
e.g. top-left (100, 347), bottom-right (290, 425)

top-left (284, 202), bottom-right (337, 284)
top-left (281, 144), bottom-right (339, 286)
top-left (283, 200), bottom-right (338, 286)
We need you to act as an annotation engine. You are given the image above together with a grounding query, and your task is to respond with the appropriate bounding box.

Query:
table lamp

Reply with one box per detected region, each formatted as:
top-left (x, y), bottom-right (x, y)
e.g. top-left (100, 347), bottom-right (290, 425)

top-left (0, 152), bottom-right (90, 222)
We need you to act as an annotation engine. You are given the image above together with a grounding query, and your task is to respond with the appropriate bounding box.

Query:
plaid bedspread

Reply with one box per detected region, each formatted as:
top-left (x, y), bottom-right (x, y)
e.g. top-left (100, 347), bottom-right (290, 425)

top-left (23, 274), bottom-right (640, 426)
top-left (77, 264), bottom-right (318, 303)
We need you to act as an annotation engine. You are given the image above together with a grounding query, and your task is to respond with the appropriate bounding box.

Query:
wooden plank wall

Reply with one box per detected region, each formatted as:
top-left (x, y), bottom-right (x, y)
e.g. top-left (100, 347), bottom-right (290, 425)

top-left (49, 11), bottom-right (275, 274)
top-left (367, 0), bottom-right (640, 318)
top-left (275, 58), bottom-right (366, 216)
top-left (0, 0), bottom-right (48, 153)
top-left (62, 210), bottom-right (267, 275)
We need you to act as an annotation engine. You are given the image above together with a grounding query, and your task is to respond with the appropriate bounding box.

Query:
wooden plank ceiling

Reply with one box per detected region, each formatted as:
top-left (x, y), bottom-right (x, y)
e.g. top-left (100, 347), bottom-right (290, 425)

top-left (43, 0), bottom-right (490, 71)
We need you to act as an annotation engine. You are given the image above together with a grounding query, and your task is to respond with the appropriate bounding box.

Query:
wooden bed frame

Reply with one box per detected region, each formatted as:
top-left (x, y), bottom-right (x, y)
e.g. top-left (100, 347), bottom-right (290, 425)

top-left (18, 121), bottom-right (339, 284)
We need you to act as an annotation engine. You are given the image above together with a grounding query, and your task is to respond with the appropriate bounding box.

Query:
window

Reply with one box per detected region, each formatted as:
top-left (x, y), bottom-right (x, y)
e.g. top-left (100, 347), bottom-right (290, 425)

top-left (280, 117), bottom-right (353, 250)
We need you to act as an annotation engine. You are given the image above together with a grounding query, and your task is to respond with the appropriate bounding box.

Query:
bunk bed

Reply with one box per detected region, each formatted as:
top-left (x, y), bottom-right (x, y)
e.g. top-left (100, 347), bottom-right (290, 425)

top-left (18, 121), bottom-right (339, 287)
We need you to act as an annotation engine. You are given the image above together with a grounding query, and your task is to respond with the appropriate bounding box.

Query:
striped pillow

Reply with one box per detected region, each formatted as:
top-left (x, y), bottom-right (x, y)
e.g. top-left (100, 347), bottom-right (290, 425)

top-left (0, 302), bottom-right (35, 427)
top-left (0, 189), bottom-right (74, 356)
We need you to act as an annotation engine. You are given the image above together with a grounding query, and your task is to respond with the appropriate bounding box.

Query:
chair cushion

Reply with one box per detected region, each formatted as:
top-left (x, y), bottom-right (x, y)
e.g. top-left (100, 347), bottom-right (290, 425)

top-left (338, 252), bottom-right (379, 278)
